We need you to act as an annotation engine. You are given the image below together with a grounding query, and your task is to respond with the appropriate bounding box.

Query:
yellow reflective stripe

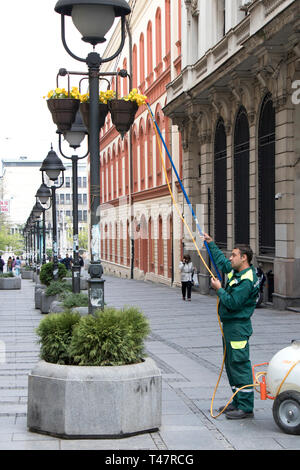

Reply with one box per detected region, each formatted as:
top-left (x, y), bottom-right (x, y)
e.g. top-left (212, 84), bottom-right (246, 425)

top-left (228, 271), bottom-right (234, 280)
top-left (230, 341), bottom-right (247, 349)
top-left (229, 279), bottom-right (236, 286)
top-left (240, 270), bottom-right (253, 282)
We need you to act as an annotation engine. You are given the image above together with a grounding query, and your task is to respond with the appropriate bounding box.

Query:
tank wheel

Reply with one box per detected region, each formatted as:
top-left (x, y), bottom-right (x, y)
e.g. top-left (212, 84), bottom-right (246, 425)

top-left (273, 390), bottom-right (300, 435)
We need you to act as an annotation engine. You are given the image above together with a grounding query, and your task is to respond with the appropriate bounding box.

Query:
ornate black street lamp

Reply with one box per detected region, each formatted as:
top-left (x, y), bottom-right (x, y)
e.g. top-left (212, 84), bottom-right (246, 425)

top-left (32, 201), bottom-right (44, 271)
top-left (40, 147), bottom-right (65, 280)
top-left (54, 0), bottom-right (131, 313)
top-left (35, 184), bottom-right (52, 265)
top-left (58, 110), bottom-right (88, 293)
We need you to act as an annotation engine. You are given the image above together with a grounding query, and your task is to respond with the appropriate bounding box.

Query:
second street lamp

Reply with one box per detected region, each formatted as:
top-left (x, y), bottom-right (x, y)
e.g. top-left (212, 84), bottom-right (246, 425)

top-left (58, 109), bottom-right (88, 293)
top-left (40, 147), bottom-right (65, 280)
top-left (35, 184), bottom-right (52, 265)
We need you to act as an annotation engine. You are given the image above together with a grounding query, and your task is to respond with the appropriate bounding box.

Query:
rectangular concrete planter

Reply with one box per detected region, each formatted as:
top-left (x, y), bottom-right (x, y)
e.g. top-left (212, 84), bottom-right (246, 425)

top-left (40, 292), bottom-right (59, 314)
top-left (27, 358), bottom-right (162, 438)
top-left (0, 277), bottom-right (21, 290)
top-left (21, 270), bottom-right (33, 280)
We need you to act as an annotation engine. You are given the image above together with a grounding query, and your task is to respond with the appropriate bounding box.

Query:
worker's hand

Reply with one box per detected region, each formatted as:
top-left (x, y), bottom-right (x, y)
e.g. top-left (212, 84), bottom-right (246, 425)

top-left (203, 232), bottom-right (213, 243)
top-left (211, 277), bottom-right (222, 291)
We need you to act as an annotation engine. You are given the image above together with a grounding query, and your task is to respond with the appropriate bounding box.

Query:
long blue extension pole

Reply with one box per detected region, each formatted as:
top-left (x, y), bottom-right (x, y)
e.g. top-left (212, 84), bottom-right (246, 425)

top-left (147, 102), bottom-right (222, 281)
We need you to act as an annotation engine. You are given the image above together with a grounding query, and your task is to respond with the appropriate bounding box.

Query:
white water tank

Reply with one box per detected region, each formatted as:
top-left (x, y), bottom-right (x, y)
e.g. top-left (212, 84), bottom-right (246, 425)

top-left (266, 340), bottom-right (300, 397)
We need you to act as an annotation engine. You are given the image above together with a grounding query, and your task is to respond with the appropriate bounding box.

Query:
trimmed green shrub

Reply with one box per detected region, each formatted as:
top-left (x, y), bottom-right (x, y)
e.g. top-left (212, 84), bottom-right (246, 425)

top-left (45, 280), bottom-right (72, 297)
top-left (61, 292), bottom-right (89, 309)
top-left (35, 306), bottom-right (150, 366)
top-left (36, 312), bottom-right (81, 365)
top-left (0, 272), bottom-right (14, 278)
top-left (40, 262), bottom-right (67, 286)
top-left (69, 306), bottom-right (150, 366)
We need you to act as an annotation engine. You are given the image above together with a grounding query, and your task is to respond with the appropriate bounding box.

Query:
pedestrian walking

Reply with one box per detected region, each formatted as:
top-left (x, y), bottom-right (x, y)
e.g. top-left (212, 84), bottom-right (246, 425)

top-left (203, 232), bottom-right (259, 420)
top-left (7, 256), bottom-right (13, 272)
top-left (0, 256), bottom-right (4, 273)
top-left (179, 254), bottom-right (195, 301)
top-left (14, 257), bottom-right (21, 276)
top-left (61, 254), bottom-right (72, 270)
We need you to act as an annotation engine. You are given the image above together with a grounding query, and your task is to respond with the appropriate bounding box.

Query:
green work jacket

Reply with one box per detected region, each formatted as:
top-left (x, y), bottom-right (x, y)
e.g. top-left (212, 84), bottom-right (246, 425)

top-left (208, 242), bottom-right (259, 338)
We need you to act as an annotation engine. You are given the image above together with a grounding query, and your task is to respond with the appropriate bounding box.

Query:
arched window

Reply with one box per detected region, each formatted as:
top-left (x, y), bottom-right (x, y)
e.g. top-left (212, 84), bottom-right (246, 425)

top-left (234, 107), bottom-right (250, 245)
top-left (126, 220), bottom-right (130, 266)
top-left (149, 217), bottom-right (154, 273)
top-left (140, 215), bottom-right (148, 274)
top-left (214, 118), bottom-right (227, 248)
top-left (132, 127), bottom-right (138, 192)
top-left (156, 109), bottom-right (162, 186)
top-left (112, 145), bottom-right (117, 199)
top-left (114, 222), bottom-right (118, 263)
top-left (139, 119), bottom-right (145, 191)
top-left (147, 21), bottom-right (153, 84)
top-left (158, 216), bottom-right (164, 275)
top-left (258, 93), bottom-right (275, 255)
top-left (147, 117), bottom-right (153, 188)
top-left (139, 33), bottom-right (145, 86)
top-left (155, 8), bottom-right (162, 68)
top-left (109, 223), bottom-right (112, 262)
top-left (165, 0), bottom-right (171, 57)
top-left (120, 221), bottom-right (124, 265)
top-left (167, 214), bottom-right (173, 279)
top-left (132, 44), bottom-right (138, 89)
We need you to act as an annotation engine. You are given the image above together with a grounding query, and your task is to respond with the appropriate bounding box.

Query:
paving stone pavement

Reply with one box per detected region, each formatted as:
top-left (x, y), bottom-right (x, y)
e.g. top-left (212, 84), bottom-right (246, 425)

top-left (0, 275), bottom-right (300, 451)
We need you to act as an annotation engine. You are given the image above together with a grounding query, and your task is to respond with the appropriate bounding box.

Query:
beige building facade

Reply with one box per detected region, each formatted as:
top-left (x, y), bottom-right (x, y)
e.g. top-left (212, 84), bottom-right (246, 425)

top-left (164, 0), bottom-right (300, 309)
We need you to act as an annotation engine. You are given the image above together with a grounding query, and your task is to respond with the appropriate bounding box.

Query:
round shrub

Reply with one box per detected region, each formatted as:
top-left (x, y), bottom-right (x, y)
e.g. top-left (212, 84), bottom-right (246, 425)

top-left (40, 262), bottom-right (67, 286)
top-left (36, 312), bottom-right (81, 365)
top-left (69, 306), bottom-right (150, 366)
top-left (45, 280), bottom-right (72, 297)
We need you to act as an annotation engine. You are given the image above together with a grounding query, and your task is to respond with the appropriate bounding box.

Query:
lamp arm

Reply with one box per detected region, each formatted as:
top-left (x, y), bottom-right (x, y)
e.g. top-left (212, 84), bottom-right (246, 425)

top-left (61, 15), bottom-right (86, 63)
top-left (58, 132), bottom-right (89, 160)
top-left (100, 17), bottom-right (126, 64)
top-left (58, 133), bottom-right (72, 160)
top-left (55, 171), bottom-right (65, 190)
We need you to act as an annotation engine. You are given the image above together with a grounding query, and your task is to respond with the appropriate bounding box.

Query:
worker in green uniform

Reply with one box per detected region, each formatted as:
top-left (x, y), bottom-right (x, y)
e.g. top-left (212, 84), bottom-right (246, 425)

top-left (203, 233), bottom-right (260, 419)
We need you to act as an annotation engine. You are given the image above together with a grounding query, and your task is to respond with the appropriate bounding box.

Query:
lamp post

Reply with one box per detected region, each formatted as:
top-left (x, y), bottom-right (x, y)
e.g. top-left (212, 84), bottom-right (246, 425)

top-left (32, 201), bottom-right (44, 272)
top-left (54, 0), bottom-right (131, 313)
top-left (35, 184), bottom-right (52, 265)
top-left (57, 110), bottom-right (88, 293)
top-left (40, 147), bottom-right (65, 280)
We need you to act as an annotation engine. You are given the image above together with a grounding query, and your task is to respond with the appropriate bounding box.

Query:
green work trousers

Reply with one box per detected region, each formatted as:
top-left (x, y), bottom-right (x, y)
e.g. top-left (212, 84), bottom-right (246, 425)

top-left (223, 336), bottom-right (254, 413)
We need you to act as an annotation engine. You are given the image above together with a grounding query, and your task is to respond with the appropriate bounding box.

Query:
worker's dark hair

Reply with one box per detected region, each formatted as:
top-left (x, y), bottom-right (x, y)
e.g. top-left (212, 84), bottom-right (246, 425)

top-left (234, 244), bottom-right (253, 264)
top-left (183, 254), bottom-right (191, 263)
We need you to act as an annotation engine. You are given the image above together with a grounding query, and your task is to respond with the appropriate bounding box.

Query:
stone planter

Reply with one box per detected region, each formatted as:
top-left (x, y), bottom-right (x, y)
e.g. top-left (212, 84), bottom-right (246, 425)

top-left (21, 270), bottom-right (33, 280)
top-left (0, 277), bottom-right (21, 290)
top-left (49, 301), bottom-right (65, 313)
top-left (35, 284), bottom-right (47, 310)
top-left (63, 276), bottom-right (88, 291)
top-left (40, 293), bottom-right (59, 314)
top-left (27, 358), bottom-right (162, 438)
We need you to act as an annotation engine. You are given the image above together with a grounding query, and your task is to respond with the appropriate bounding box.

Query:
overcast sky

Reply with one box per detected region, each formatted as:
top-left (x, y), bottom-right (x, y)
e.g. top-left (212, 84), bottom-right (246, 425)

top-left (0, 1), bottom-right (113, 164)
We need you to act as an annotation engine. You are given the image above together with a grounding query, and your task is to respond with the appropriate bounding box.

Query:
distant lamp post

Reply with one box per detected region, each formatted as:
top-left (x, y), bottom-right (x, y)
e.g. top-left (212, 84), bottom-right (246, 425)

top-left (54, 0), bottom-right (131, 313)
top-left (40, 147), bottom-right (65, 280)
top-left (35, 184), bottom-right (52, 265)
top-left (58, 109), bottom-right (88, 293)
top-left (32, 202), bottom-right (44, 272)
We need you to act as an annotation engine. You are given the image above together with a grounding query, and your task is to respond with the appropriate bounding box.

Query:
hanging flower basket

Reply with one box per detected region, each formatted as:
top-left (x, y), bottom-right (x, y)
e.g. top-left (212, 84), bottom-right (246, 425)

top-left (45, 87), bottom-right (81, 133)
top-left (79, 102), bottom-right (109, 132)
top-left (47, 98), bottom-right (80, 132)
top-left (108, 100), bottom-right (138, 138)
